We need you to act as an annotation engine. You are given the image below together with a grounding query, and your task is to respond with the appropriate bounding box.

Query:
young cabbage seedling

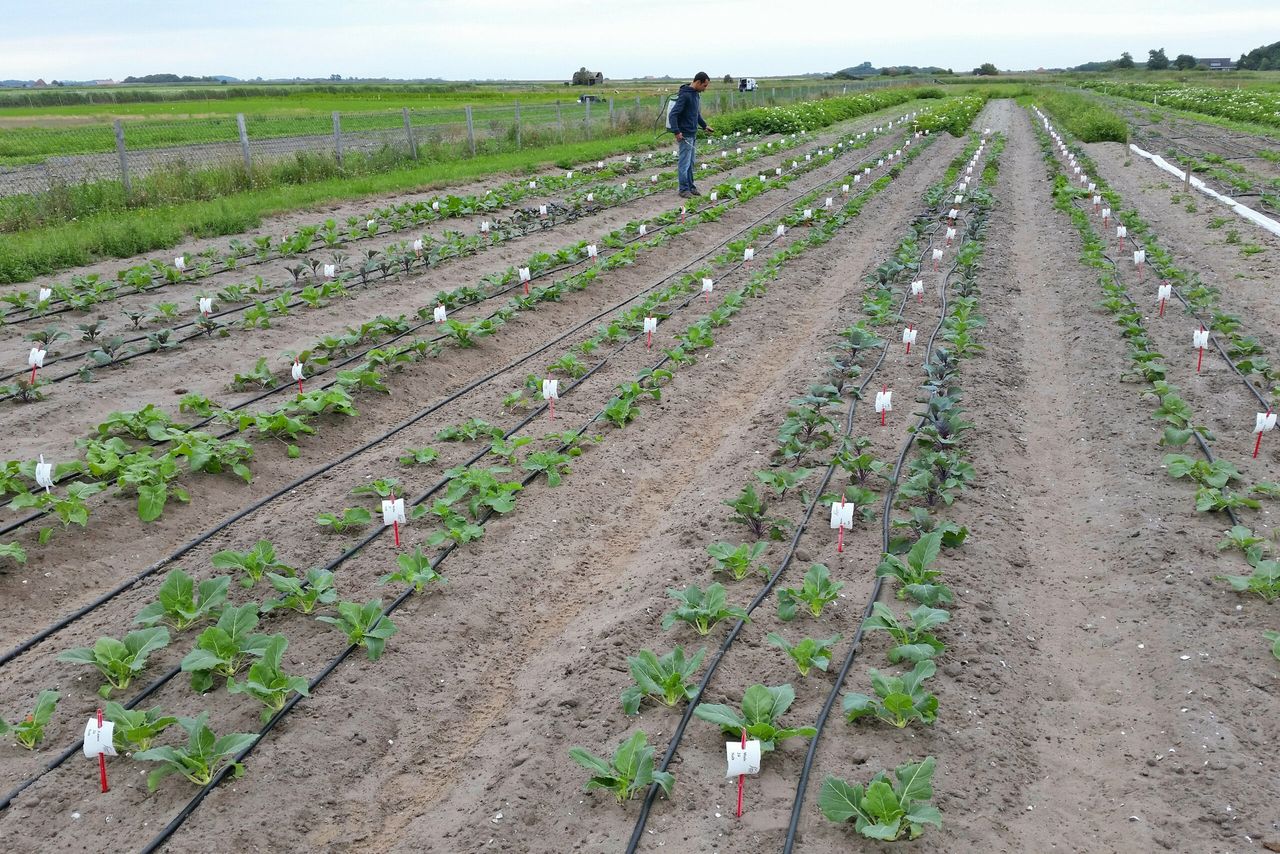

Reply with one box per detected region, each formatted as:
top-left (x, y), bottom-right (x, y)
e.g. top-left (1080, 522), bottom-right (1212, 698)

top-left (315, 507), bottom-right (373, 534)
top-left (317, 600), bottom-right (399, 660)
top-left (58, 627), bottom-right (171, 698)
top-left (819, 756), bottom-right (942, 840)
top-left (875, 532), bottom-right (953, 606)
top-left (661, 583), bottom-right (749, 635)
top-left (134, 712), bottom-right (258, 790)
top-left (211, 539), bottom-right (294, 588)
top-left (568, 730), bottom-right (674, 803)
top-left (693, 683), bottom-right (817, 752)
top-left (133, 569), bottom-right (230, 631)
top-left (1267, 630), bottom-right (1280, 663)
top-left (180, 604), bottom-right (273, 692)
top-left (0, 690), bottom-right (59, 750)
top-left (1215, 557), bottom-right (1280, 601)
top-left (861, 603), bottom-right (950, 663)
top-left (398, 446), bottom-right (440, 466)
top-left (1216, 525), bottom-right (1269, 565)
top-left (380, 546), bottom-right (445, 593)
top-left (888, 507), bottom-right (968, 554)
top-left (707, 541), bottom-right (769, 581)
top-left (754, 467), bottom-right (814, 500)
top-left (103, 702), bottom-right (177, 753)
top-left (620, 647), bottom-right (706, 714)
top-left (262, 568), bottom-right (339, 615)
top-left (351, 478), bottom-right (401, 499)
top-left (523, 450), bottom-right (573, 486)
top-left (766, 632), bottom-right (841, 677)
top-left (843, 660), bottom-right (939, 728)
top-left (228, 635), bottom-right (311, 723)
top-left (724, 483), bottom-right (789, 541)
top-left (777, 564), bottom-right (844, 621)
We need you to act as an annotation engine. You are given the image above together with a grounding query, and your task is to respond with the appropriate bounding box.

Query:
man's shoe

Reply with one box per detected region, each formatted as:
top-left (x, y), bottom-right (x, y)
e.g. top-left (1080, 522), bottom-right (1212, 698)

top-left (690, 188), bottom-right (703, 197)
top-left (678, 190), bottom-right (692, 198)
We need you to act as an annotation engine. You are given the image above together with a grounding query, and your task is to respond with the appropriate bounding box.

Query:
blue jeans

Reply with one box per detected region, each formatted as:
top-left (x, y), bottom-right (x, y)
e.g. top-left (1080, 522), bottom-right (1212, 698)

top-left (677, 136), bottom-right (697, 192)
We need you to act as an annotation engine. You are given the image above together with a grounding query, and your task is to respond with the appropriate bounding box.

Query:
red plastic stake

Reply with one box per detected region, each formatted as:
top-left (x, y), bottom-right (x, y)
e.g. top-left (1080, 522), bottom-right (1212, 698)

top-left (523, 281), bottom-right (530, 296)
top-left (1256, 410), bottom-right (1271, 459)
top-left (390, 493), bottom-right (400, 548)
top-left (1196, 325), bottom-right (1206, 374)
top-left (735, 727), bottom-right (746, 819)
top-left (836, 498), bottom-right (846, 554)
top-left (29, 366), bottom-right (37, 385)
top-left (548, 398), bottom-right (555, 421)
top-left (1158, 298), bottom-right (1166, 318)
top-left (646, 330), bottom-right (653, 350)
top-left (97, 708), bottom-right (108, 793)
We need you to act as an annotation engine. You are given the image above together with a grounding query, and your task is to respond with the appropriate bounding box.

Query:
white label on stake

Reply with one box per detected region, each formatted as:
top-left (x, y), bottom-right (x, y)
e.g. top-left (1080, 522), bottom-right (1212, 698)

top-left (198, 297), bottom-right (213, 314)
top-left (366, 219), bottom-right (376, 229)
top-left (726, 740), bottom-right (762, 777)
top-left (948, 209), bottom-right (959, 220)
top-left (597, 161), bottom-right (605, 168)
top-left (38, 288), bottom-right (51, 303)
top-left (82, 718), bottom-right (116, 758)
top-left (776, 224), bottom-right (786, 236)
top-left (587, 244), bottom-right (598, 258)
top-left (434, 305), bottom-right (447, 323)
top-left (480, 221), bottom-right (490, 233)
top-left (743, 247), bottom-right (754, 262)
top-left (874, 389), bottom-right (892, 413)
top-left (1088, 182), bottom-right (1096, 192)
top-left (825, 197), bottom-right (833, 208)
top-left (734, 183), bottom-right (742, 192)
top-left (1256, 412), bottom-right (1277, 433)
top-left (639, 224), bottom-right (647, 236)
top-left (35, 455), bottom-right (53, 490)
top-left (776, 167), bottom-right (783, 176)
top-left (702, 279), bottom-right (714, 294)
top-left (651, 174), bottom-right (658, 183)
top-left (381, 498), bottom-right (407, 526)
top-left (1101, 207), bottom-right (1111, 219)
top-left (954, 195), bottom-right (964, 205)
top-left (291, 361), bottom-right (304, 382)
top-left (643, 317), bottom-right (657, 333)
top-left (28, 347), bottom-right (45, 369)
top-left (173, 256), bottom-right (186, 270)
top-left (539, 204), bottom-right (548, 216)
top-left (1092, 195), bottom-right (1102, 206)
top-left (519, 267), bottom-right (531, 283)
top-left (1117, 225), bottom-right (1127, 239)
top-left (566, 171), bottom-right (574, 179)
top-left (946, 227), bottom-right (957, 241)
top-left (1133, 249), bottom-right (1146, 266)
top-left (1157, 284), bottom-right (1172, 302)
top-left (1192, 329), bottom-right (1209, 349)
top-left (902, 327), bottom-right (918, 345)
top-left (542, 379), bottom-right (559, 400)
top-left (412, 238), bottom-right (424, 253)
top-left (854, 175), bottom-right (861, 184)
top-left (932, 248), bottom-right (944, 261)
top-left (323, 263), bottom-right (336, 278)
top-left (621, 182), bottom-right (629, 190)
top-left (911, 280), bottom-right (924, 296)
top-left (587, 193), bottom-right (594, 202)
top-left (829, 502), bottom-right (855, 530)
top-left (431, 200), bottom-right (440, 211)
top-left (803, 209), bottom-right (813, 220)
top-left (710, 191), bottom-right (718, 201)
top-left (842, 184), bottom-right (850, 193)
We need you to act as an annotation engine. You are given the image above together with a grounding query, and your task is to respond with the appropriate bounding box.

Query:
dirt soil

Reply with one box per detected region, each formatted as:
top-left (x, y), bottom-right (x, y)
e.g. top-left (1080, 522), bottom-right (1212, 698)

top-left (1, 100), bottom-right (1278, 854)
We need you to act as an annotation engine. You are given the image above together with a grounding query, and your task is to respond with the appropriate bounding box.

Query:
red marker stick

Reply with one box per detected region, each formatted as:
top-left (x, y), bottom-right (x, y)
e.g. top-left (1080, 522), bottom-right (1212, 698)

top-left (646, 330), bottom-right (652, 350)
top-left (736, 727), bottom-right (746, 819)
top-left (390, 493), bottom-right (400, 548)
top-left (29, 366), bottom-right (37, 385)
top-left (1158, 297), bottom-right (1166, 318)
top-left (1256, 410), bottom-right (1271, 459)
top-left (95, 706), bottom-right (106, 793)
top-left (548, 398), bottom-right (555, 421)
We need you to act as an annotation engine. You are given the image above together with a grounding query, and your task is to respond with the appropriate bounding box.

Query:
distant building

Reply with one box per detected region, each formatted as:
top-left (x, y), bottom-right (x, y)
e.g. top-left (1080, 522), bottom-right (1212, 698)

top-left (1201, 57), bottom-right (1235, 71)
top-left (571, 67), bottom-right (604, 85)
top-left (33, 78), bottom-right (47, 87)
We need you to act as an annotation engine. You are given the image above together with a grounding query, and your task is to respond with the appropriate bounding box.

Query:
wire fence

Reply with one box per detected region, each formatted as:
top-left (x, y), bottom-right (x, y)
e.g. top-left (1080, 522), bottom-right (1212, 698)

top-left (0, 81), bottom-right (907, 198)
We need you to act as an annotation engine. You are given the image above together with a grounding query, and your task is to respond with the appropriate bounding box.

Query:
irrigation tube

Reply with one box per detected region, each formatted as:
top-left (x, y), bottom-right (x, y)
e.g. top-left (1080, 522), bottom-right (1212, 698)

top-left (0, 127), bottom-right (905, 675)
top-left (0, 123), bottom-right (914, 532)
top-left (1126, 143), bottom-right (1280, 239)
top-left (626, 132), bottom-right (989, 852)
top-left (133, 156), bottom-right (885, 853)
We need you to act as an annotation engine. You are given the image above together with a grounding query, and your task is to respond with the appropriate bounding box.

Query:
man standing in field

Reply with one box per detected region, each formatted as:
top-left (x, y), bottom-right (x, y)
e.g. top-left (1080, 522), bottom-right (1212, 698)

top-left (670, 72), bottom-right (714, 198)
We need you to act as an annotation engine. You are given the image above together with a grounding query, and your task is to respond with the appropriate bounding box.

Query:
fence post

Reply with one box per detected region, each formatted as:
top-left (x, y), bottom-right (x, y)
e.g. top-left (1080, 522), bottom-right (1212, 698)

top-left (403, 107), bottom-right (418, 160)
top-left (332, 111), bottom-right (344, 167)
top-left (465, 105), bottom-right (476, 156)
top-left (585, 98), bottom-right (591, 140)
top-left (608, 97), bottom-right (615, 129)
top-left (113, 119), bottom-right (131, 195)
top-left (236, 113), bottom-right (252, 174)
top-left (556, 99), bottom-right (563, 141)
top-left (514, 99), bottom-right (522, 149)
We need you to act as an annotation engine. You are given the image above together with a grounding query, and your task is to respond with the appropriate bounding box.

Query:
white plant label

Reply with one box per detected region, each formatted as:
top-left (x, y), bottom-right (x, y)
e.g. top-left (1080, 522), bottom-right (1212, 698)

top-left (174, 256), bottom-right (186, 270)
top-left (874, 389), bottom-right (893, 413)
top-left (291, 361), bottom-right (304, 382)
top-left (722, 151), bottom-right (728, 158)
top-left (948, 209), bottom-right (959, 220)
top-left (1101, 207), bottom-right (1111, 220)
top-left (587, 193), bottom-right (594, 202)
top-left (198, 297), bottom-right (213, 315)
top-left (911, 280), bottom-right (924, 297)
top-left (758, 175), bottom-right (766, 182)
top-left (480, 221), bottom-right (490, 233)
top-left (776, 167), bottom-right (784, 176)
top-left (366, 219), bottom-right (376, 229)
top-left (825, 197), bottom-right (833, 208)
top-left (958, 182), bottom-right (967, 192)
top-left (776, 224), bottom-right (786, 236)
top-left (966, 166), bottom-right (973, 176)
top-left (35, 455), bottom-right (53, 491)
top-left (519, 267), bottom-right (531, 283)
top-left (842, 184), bottom-right (850, 193)
top-left (412, 238), bottom-right (424, 254)
top-left (542, 379), bottom-right (559, 401)
top-left (587, 245), bottom-right (598, 258)
top-left (323, 263), bottom-right (336, 278)
top-left (1256, 412), bottom-right (1277, 433)
top-left (736, 147), bottom-right (743, 155)
top-left (639, 224), bottom-right (647, 236)
top-left (954, 195), bottom-right (964, 204)
top-left (597, 161), bottom-right (605, 168)
top-left (805, 154), bottom-right (811, 162)
top-left (946, 227), bottom-right (957, 241)
top-left (932, 248), bottom-right (944, 262)
top-left (1092, 195), bottom-right (1102, 206)
top-left (651, 175), bottom-right (658, 183)
top-left (539, 204), bottom-right (548, 216)
top-left (1117, 225), bottom-right (1127, 239)
top-left (803, 209), bottom-right (813, 220)
top-left (381, 498), bottom-right (407, 527)
top-left (743, 247), bottom-right (754, 262)
top-left (1088, 182), bottom-right (1096, 192)
top-left (38, 288), bottom-right (51, 303)
top-left (431, 200), bottom-right (440, 211)
top-left (829, 502), bottom-right (855, 530)
top-left (82, 718), bottom-right (116, 758)
top-left (566, 171), bottom-right (574, 179)
top-left (1192, 329), bottom-right (1209, 349)
top-left (702, 279), bottom-right (714, 294)
top-left (625, 156), bottom-right (632, 163)
top-left (433, 305), bottom-right (447, 323)
top-left (902, 327), bottom-right (918, 346)
top-left (1157, 284), bottom-right (1172, 302)
top-left (877, 159), bottom-right (884, 167)
top-left (1133, 249), bottom-right (1146, 266)
top-left (734, 183), bottom-right (743, 192)
top-left (643, 317), bottom-right (658, 333)
top-left (710, 191), bottom-right (718, 201)
top-left (27, 347), bottom-right (45, 369)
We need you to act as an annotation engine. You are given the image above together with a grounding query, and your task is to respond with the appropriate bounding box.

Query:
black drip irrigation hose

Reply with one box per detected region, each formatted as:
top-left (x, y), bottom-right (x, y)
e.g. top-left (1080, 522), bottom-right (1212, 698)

top-left (0, 128), bottom-right (902, 680)
top-left (131, 161), bottom-right (875, 853)
top-left (625, 133), bottom-right (981, 853)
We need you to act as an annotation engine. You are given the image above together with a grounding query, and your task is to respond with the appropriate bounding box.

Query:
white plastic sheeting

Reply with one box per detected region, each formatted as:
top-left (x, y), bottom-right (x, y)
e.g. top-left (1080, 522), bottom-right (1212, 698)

top-left (1128, 143), bottom-right (1280, 239)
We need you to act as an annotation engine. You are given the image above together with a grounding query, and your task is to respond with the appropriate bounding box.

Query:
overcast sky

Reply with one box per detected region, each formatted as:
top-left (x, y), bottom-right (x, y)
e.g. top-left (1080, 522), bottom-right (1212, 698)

top-left (3, 0), bottom-right (1278, 81)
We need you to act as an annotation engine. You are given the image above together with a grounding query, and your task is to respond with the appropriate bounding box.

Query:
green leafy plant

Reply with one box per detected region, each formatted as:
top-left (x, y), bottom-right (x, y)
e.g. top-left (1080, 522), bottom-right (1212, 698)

top-left (315, 507), bottom-right (373, 534)
top-left (133, 569), bottom-right (229, 631)
top-left (724, 483), bottom-right (788, 541)
top-left (693, 683), bottom-right (817, 752)
top-left (755, 467), bottom-right (813, 499)
top-left (568, 730), bottom-right (674, 803)
top-left (766, 632), bottom-right (841, 677)
top-left (211, 539), bottom-right (294, 588)
top-left (423, 501), bottom-right (487, 546)
top-left (262, 568), bottom-right (338, 615)
top-left (1267, 630), bottom-right (1280, 663)
top-left (435, 418), bottom-right (505, 442)
top-left (1163, 454), bottom-right (1240, 489)
top-left (103, 702), bottom-right (177, 753)
top-left (1216, 557), bottom-right (1280, 601)
top-left (442, 465), bottom-right (522, 517)
top-left (819, 756), bottom-right (942, 840)
top-left (875, 532), bottom-right (953, 606)
top-left (58, 627), bottom-right (171, 698)
top-left (0, 690), bottom-right (59, 750)
top-left (317, 600), bottom-right (398, 660)
top-left (398, 446), bottom-right (440, 466)
top-left (134, 712), bottom-right (258, 790)
top-left (777, 564), bottom-right (844, 621)
top-left (862, 603), bottom-right (949, 663)
top-left (1218, 525), bottom-right (1270, 564)
top-left (380, 546), bottom-right (445, 593)
top-left (228, 635), bottom-right (311, 723)
top-left (661, 583), bottom-right (749, 635)
top-left (707, 541), bottom-right (769, 581)
top-left (351, 478), bottom-right (401, 499)
top-left (180, 604), bottom-right (273, 692)
top-left (523, 450), bottom-right (573, 486)
top-left (620, 647), bottom-right (706, 714)
top-left (1195, 486), bottom-right (1261, 513)
top-left (0, 542), bottom-right (27, 565)
top-left (842, 660), bottom-right (939, 727)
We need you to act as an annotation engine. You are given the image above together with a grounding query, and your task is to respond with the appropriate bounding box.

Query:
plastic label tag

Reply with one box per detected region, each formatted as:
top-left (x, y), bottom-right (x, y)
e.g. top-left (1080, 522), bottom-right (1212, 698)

top-left (644, 317), bottom-right (658, 333)
top-left (651, 175), bottom-right (658, 183)
top-left (854, 175), bottom-right (861, 184)
top-left (35, 455), bottom-right (53, 491)
top-left (902, 327), bottom-right (918, 345)
top-left (381, 498), bottom-right (407, 526)
top-left (1117, 225), bottom-right (1127, 239)
top-left (776, 167), bottom-right (784, 176)
top-left (932, 248), bottom-right (944, 261)
top-left (566, 171), bottom-right (574, 179)
top-left (539, 204), bottom-right (548, 216)
top-left (877, 159), bottom-right (884, 167)
top-left (174, 256), bottom-right (186, 270)
top-left (1101, 207), bottom-right (1111, 219)
top-left (323, 263), bottom-right (336, 278)
top-left (803, 209), bottom-right (813, 220)
top-left (597, 161), bottom-right (605, 168)
top-left (28, 347), bottom-right (45, 369)
top-left (431, 200), bottom-right (440, 211)
top-left (758, 175), bottom-right (767, 182)
top-left (825, 197), bottom-right (833, 208)
top-left (911, 280), bottom-right (924, 296)
top-left (83, 718), bottom-right (116, 758)
top-left (954, 195), bottom-right (964, 205)
top-left (946, 227), bottom-right (957, 241)
top-left (874, 389), bottom-right (892, 413)
top-left (519, 267), bottom-right (531, 283)
top-left (542, 379), bottom-right (559, 400)
top-left (412, 238), bottom-right (424, 254)
top-left (1133, 249), bottom-right (1146, 265)
top-left (1092, 195), bottom-right (1102, 206)
top-left (1192, 329), bottom-right (1209, 349)
top-left (710, 191), bottom-right (718, 201)
top-left (1088, 182), bottom-right (1096, 192)
top-left (734, 183), bottom-right (743, 192)
top-left (829, 502), bottom-right (855, 529)
top-left (434, 305), bottom-right (447, 323)
top-left (639, 224), bottom-right (647, 236)
top-left (198, 297), bottom-right (213, 314)
top-left (1157, 284), bottom-right (1172, 302)
top-left (743, 247), bottom-right (754, 262)
top-left (38, 288), bottom-right (51, 303)
top-left (291, 362), bottom-right (304, 382)
top-left (702, 278), bottom-right (714, 294)
top-left (842, 184), bottom-right (850, 193)
top-left (480, 221), bottom-right (490, 233)
top-left (948, 208), bottom-right (959, 220)
top-left (586, 193), bottom-right (594, 202)
top-left (776, 224), bottom-right (786, 236)
top-left (1257, 412), bottom-right (1277, 433)
top-left (805, 154), bottom-right (812, 161)
top-left (587, 245), bottom-right (598, 258)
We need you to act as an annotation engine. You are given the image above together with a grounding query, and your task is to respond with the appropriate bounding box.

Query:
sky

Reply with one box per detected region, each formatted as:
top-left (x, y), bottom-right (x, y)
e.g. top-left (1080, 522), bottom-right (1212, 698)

top-left (2, 0), bottom-right (1278, 81)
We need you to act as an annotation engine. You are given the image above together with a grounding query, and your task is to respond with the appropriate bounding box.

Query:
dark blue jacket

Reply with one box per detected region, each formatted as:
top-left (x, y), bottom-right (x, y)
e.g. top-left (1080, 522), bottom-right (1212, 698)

top-left (670, 84), bottom-right (708, 135)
